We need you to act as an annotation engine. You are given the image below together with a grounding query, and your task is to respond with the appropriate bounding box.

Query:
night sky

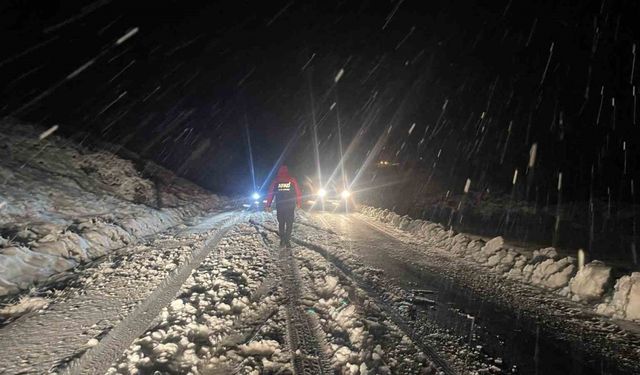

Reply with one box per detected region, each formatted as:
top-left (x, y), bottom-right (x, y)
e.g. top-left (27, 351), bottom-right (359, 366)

top-left (1, 0), bottom-right (639, 204)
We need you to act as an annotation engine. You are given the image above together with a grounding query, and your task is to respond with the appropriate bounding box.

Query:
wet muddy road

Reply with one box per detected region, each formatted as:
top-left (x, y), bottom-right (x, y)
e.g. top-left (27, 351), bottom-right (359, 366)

top-left (309, 212), bottom-right (630, 375)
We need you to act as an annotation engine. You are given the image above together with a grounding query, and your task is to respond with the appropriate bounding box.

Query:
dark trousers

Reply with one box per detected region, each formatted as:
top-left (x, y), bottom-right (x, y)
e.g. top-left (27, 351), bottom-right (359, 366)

top-left (276, 206), bottom-right (295, 244)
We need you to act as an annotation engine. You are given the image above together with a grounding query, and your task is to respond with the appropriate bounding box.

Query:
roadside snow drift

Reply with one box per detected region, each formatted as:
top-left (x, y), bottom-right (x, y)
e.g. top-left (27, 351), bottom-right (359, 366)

top-left (359, 206), bottom-right (640, 323)
top-left (0, 121), bottom-right (225, 296)
top-left (597, 272), bottom-right (640, 321)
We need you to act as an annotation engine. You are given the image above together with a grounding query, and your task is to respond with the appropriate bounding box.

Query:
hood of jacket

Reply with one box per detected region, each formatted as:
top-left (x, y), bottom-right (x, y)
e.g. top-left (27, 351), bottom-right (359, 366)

top-left (276, 165), bottom-right (290, 179)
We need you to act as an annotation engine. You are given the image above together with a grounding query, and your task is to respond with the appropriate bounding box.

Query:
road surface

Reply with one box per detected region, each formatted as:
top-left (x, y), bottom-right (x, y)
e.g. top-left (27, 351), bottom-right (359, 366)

top-left (0, 209), bottom-right (639, 374)
top-left (301, 212), bottom-right (640, 375)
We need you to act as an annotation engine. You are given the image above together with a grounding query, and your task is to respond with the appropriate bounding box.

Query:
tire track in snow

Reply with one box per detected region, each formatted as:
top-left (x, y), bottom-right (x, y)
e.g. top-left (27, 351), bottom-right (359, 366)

top-left (292, 237), bottom-right (458, 375)
top-left (252, 219), bottom-right (458, 375)
top-left (250, 218), bottom-right (333, 375)
top-left (0, 212), bottom-right (238, 374)
top-left (63, 213), bottom-right (244, 375)
top-left (107, 222), bottom-right (287, 374)
top-left (279, 245), bottom-right (334, 375)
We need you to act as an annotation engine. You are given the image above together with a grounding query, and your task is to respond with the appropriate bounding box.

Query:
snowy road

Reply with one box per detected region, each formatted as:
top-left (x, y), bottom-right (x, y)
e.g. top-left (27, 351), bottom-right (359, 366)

top-left (297, 212), bottom-right (640, 375)
top-left (1, 209), bottom-right (638, 374)
top-left (0, 211), bottom-right (241, 374)
top-left (0, 211), bottom-right (442, 374)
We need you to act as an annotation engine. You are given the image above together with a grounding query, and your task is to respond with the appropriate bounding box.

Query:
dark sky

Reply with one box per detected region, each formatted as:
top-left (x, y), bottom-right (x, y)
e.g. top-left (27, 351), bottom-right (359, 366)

top-left (1, 0), bottom-right (639, 203)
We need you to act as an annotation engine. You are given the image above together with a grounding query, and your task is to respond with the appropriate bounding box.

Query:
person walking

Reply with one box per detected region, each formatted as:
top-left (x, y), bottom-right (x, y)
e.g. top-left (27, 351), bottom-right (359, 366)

top-left (265, 165), bottom-right (302, 247)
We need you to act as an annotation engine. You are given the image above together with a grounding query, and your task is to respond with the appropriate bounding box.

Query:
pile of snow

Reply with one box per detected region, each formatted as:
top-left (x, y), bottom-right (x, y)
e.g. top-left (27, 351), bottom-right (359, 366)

top-left (77, 151), bottom-right (156, 205)
top-left (359, 205), bottom-right (639, 323)
top-left (568, 261), bottom-right (611, 302)
top-left (360, 207), bottom-right (578, 291)
top-left (471, 236), bottom-right (504, 264)
top-left (0, 246), bottom-right (76, 295)
top-left (596, 272), bottom-right (640, 321)
top-left (0, 122), bottom-right (226, 296)
top-left (0, 296), bottom-right (49, 320)
top-left (238, 340), bottom-right (280, 356)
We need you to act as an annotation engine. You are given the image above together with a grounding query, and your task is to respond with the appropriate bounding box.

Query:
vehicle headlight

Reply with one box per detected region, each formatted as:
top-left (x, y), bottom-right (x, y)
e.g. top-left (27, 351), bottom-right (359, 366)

top-left (252, 192), bottom-right (260, 200)
top-left (341, 190), bottom-right (351, 199)
top-left (318, 188), bottom-right (327, 198)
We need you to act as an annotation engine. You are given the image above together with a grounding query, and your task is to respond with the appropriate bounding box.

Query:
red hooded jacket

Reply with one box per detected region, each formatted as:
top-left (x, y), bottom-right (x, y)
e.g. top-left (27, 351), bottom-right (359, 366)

top-left (266, 166), bottom-right (302, 209)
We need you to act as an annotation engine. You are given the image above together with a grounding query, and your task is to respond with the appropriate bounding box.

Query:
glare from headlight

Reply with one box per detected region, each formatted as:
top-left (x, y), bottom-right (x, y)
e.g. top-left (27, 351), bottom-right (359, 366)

top-left (318, 188), bottom-right (327, 198)
top-left (252, 192), bottom-right (260, 200)
top-left (341, 190), bottom-right (351, 199)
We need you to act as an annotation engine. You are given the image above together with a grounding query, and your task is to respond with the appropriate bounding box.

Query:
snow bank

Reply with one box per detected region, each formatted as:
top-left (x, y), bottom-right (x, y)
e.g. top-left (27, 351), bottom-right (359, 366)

top-left (0, 296), bottom-right (49, 320)
top-left (596, 272), bottom-right (640, 321)
top-left (359, 205), bottom-right (638, 323)
top-left (568, 261), bottom-right (611, 302)
top-left (77, 151), bottom-right (156, 205)
top-left (0, 122), bottom-right (226, 296)
top-left (360, 207), bottom-right (576, 290)
top-left (0, 246), bottom-right (76, 294)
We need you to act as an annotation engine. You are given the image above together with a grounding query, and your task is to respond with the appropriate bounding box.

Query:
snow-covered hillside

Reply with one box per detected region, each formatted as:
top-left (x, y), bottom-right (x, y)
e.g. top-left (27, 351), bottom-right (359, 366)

top-left (0, 121), bottom-right (227, 296)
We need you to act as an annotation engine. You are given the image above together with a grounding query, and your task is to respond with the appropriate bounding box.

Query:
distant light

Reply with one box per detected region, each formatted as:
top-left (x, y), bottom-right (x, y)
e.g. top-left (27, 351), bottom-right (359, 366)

top-left (318, 188), bottom-right (327, 198)
top-left (341, 190), bottom-right (351, 199)
top-left (252, 192), bottom-right (260, 200)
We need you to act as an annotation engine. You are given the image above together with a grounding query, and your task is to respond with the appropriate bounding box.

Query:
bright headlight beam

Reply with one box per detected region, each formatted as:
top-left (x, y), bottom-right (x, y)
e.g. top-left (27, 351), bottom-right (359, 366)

top-left (252, 192), bottom-right (260, 200)
top-left (318, 188), bottom-right (327, 198)
top-left (341, 190), bottom-right (351, 199)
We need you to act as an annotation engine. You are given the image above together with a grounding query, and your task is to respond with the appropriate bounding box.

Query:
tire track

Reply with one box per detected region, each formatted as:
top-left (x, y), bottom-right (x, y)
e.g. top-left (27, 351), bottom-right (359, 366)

top-left (252, 219), bottom-right (458, 375)
top-left (250, 219), bottom-right (333, 375)
top-left (63, 213), bottom-right (244, 375)
top-left (278, 245), bottom-right (334, 375)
